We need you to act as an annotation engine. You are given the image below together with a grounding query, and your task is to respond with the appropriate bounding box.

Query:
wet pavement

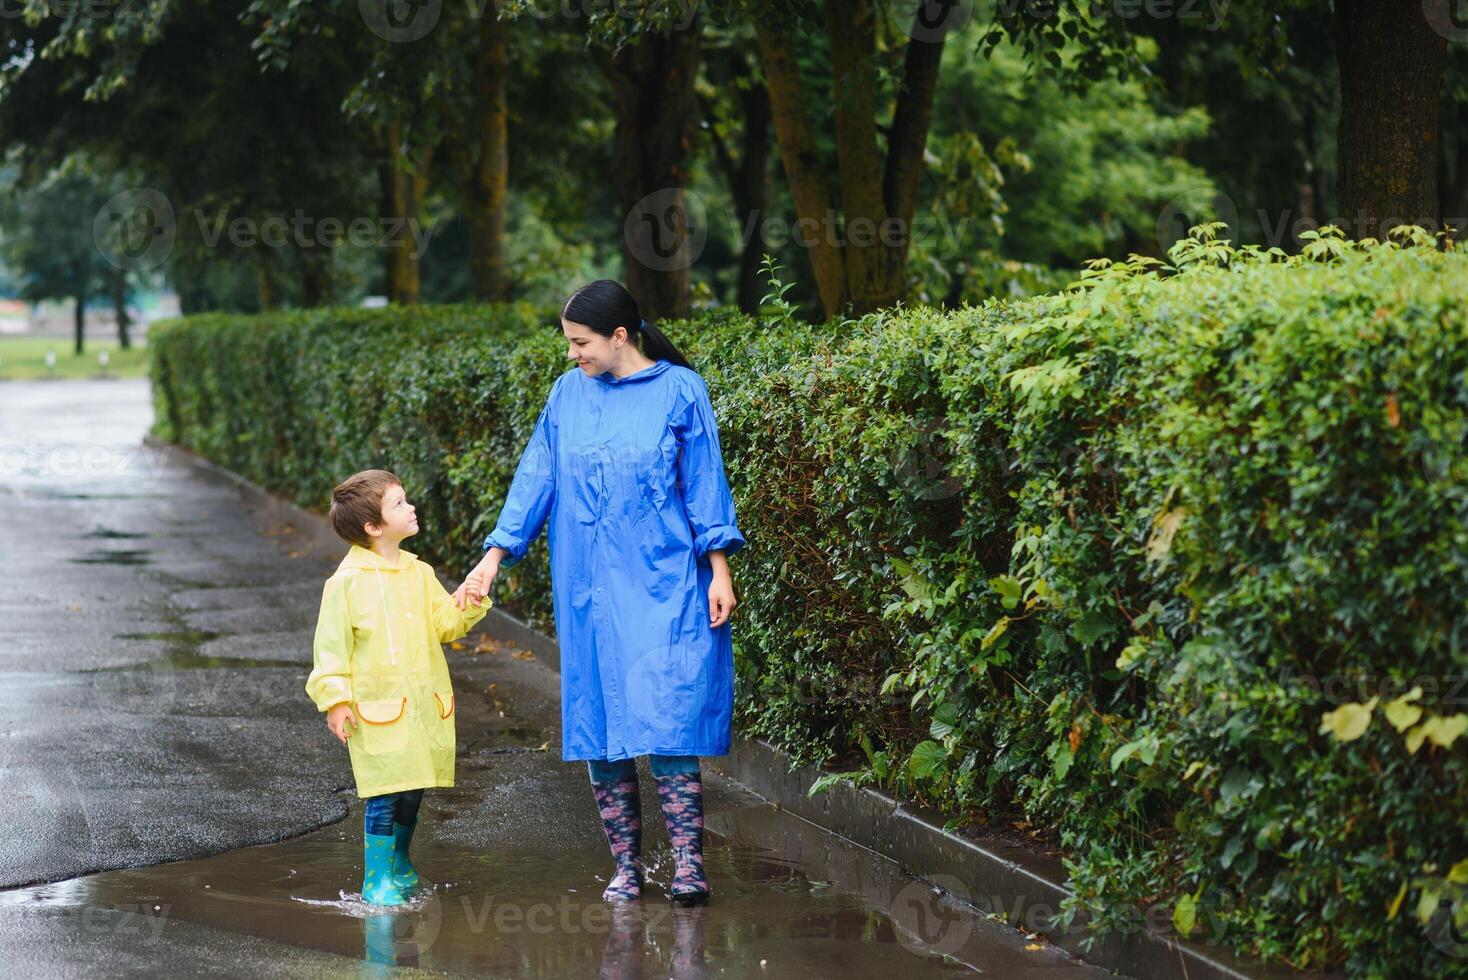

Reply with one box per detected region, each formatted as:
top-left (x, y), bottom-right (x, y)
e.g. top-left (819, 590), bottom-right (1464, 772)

top-left (0, 380), bottom-right (1116, 977)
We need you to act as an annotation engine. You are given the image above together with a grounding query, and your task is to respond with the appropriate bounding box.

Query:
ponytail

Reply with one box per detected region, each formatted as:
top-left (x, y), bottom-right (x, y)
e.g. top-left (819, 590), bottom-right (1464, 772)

top-left (636, 318), bottom-right (692, 370)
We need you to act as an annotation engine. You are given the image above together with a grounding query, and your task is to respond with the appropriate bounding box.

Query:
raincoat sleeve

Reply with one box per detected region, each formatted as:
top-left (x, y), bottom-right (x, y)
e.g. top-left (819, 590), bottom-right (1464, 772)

top-left (425, 563), bottom-right (491, 643)
top-left (306, 574), bottom-right (354, 712)
top-left (674, 375), bottom-right (746, 561)
top-left (483, 390), bottom-right (557, 568)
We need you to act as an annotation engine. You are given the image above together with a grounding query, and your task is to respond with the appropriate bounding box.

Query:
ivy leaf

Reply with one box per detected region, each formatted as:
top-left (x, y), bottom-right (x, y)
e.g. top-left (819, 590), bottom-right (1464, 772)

top-left (1383, 688), bottom-right (1424, 732)
top-left (1072, 610), bottom-right (1113, 647)
top-left (990, 574), bottom-right (1023, 610)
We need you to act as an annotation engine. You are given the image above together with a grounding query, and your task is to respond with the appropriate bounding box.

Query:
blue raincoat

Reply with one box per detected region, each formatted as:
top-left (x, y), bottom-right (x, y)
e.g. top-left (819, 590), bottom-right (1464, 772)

top-left (484, 358), bottom-right (745, 761)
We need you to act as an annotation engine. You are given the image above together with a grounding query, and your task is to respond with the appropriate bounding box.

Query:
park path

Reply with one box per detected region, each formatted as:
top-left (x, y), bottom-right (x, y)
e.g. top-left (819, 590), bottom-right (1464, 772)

top-left (0, 379), bottom-right (1112, 977)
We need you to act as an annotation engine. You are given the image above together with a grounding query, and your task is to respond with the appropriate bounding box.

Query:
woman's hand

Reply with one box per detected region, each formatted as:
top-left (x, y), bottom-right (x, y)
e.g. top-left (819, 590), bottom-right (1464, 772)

top-left (453, 551), bottom-right (504, 608)
top-left (708, 570), bottom-right (736, 628)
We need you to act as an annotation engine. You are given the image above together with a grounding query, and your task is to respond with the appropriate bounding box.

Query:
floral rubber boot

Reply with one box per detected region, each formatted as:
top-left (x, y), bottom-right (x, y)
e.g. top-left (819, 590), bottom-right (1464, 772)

top-left (593, 778), bottom-right (643, 901)
top-left (654, 772), bottom-right (710, 906)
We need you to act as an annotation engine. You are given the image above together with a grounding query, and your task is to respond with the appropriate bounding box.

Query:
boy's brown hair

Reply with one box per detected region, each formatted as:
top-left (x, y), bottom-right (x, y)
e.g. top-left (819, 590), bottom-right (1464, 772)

top-left (329, 469), bottom-right (401, 547)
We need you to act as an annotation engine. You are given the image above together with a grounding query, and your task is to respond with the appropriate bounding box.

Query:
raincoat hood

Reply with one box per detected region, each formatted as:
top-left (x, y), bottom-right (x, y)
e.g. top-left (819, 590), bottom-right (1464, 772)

top-left (591, 358), bottom-right (673, 386)
top-left (340, 544), bottom-right (418, 572)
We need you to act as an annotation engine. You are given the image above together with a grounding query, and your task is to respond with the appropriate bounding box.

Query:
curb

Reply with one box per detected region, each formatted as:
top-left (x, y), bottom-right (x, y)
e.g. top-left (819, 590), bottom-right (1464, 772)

top-left (147, 436), bottom-right (1306, 980)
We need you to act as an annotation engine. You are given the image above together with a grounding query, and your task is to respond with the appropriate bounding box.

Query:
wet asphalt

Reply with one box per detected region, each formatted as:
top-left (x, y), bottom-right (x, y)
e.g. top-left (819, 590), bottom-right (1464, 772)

top-left (0, 380), bottom-right (1116, 978)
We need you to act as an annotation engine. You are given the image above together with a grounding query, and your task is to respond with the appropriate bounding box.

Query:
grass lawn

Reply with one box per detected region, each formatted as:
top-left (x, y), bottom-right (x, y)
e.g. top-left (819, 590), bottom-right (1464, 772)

top-left (0, 336), bottom-right (150, 380)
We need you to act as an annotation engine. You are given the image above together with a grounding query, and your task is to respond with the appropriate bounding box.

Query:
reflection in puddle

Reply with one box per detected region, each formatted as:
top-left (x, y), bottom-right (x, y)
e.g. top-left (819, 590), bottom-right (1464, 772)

top-left (71, 549), bottom-right (152, 565)
top-left (0, 802), bottom-right (1073, 978)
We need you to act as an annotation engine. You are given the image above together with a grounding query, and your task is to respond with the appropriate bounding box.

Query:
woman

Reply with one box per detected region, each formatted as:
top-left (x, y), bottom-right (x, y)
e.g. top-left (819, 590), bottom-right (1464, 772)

top-left (456, 279), bottom-right (744, 907)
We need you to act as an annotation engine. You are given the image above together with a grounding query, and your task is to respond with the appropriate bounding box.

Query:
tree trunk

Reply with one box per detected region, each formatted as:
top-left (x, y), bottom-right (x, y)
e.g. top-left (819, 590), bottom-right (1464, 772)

top-left (73, 286), bottom-right (86, 356)
top-left (759, 4), bottom-right (949, 318)
top-left (462, 9), bottom-right (508, 303)
top-left (1333, 0), bottom-right (1447, 239)
top-left (380, 121), bottom-right (434, 305)
top-left (1440, 98), bottom-right (1468, 234)
top-left (111, 270), bottom-right (132, 349)
top-left (734, 78), bottom-right (772, 315)
top-left (704, 51), bottom-right (771, 315)
top-left (258, 259), bottom-right (279, 312)
top-left (826, 0), bottom-right (900, 315)
top-left (609, 16), bottom-right (702, 321)
top-left (755, 23), bottom-right (846, 318)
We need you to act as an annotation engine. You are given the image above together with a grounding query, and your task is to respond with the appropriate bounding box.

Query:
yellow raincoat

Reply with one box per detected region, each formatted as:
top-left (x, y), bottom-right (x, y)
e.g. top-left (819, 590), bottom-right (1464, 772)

top-left (305, 545), bottom-right (489, 798)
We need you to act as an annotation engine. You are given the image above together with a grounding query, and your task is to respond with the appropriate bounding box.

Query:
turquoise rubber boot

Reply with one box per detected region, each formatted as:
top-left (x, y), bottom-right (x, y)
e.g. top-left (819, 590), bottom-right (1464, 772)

top-left (391, 820), bottom-right (420, 892)
top-left (362, 832), bottom-right (410, 905)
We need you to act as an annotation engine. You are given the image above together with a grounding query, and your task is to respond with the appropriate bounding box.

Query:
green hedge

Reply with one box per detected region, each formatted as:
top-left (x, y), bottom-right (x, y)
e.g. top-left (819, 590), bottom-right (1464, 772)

top-left (151, 230), bottom-right (1468, 976)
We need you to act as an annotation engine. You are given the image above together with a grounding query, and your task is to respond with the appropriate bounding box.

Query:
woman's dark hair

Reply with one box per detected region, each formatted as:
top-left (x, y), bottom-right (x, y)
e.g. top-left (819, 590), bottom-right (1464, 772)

top-left (561, 279), bottom-right (692, 370)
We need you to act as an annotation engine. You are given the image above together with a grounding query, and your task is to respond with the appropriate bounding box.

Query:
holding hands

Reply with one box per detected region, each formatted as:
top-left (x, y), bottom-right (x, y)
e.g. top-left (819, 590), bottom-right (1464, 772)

top-left (452, 547), bottom-right (505, 610)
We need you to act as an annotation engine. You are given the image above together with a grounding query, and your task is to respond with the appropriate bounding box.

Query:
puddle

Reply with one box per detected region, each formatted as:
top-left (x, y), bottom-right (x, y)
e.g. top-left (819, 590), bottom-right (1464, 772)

top-left (71, 549), bottom-right (152, 566)
top-left (84, 652), bottom-right (293, 672)
top-left (46, 492), bottom-right (165, 501)
top-left (0, 796), bottom-right (1096, 977)
top-left (114, 630), bottom-right (224, 645)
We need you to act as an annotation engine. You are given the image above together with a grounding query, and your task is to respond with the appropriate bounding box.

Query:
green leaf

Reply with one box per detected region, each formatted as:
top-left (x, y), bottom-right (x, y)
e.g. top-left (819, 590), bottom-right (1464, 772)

top-left (1319, 700), bottom-right (1377, 742)
top-left (1072, 611), bottom-right (1113, 647)
top-left (908, 740), bottom-right (946, 781)
top-left (990, 574), bottom-right (1023, 610)
top-left (981, 616), bottom-right (1011, 651)
top-left (1383, 692), bottom-right (1423, 733)
top-left (1173, 891), bottom-right (1197, 937)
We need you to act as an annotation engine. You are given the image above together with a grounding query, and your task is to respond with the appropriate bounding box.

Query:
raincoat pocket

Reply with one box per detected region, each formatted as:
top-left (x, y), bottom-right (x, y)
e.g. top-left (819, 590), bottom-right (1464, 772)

top-left (430, 691), bottom-right (456, 750)
top-left (355, 697), bottom-right (410, 756)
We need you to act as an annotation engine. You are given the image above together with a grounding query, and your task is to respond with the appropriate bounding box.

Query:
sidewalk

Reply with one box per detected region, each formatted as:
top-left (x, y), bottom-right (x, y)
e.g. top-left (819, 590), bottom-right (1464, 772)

top-left (0, 380), bottom-right (1109, 977)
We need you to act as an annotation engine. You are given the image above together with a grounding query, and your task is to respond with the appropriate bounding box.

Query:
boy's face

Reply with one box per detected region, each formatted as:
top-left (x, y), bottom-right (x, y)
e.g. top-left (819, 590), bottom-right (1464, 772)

top-left (564, 318), bottom-right (626, 376)
top-left (365, 483), bottom-right (418, 543)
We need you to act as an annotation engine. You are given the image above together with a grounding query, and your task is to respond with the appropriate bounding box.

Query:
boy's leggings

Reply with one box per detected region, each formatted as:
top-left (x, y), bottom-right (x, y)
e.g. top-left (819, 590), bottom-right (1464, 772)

top-left (364, 788), bottom-right (425, 836)
top-left (586, 754), bottom-right (699, 783)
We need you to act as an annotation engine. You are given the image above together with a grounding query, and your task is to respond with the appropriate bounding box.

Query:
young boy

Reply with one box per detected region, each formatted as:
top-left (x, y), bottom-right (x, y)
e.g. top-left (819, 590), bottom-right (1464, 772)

top-left (305, 469), bottom-right (489, 905)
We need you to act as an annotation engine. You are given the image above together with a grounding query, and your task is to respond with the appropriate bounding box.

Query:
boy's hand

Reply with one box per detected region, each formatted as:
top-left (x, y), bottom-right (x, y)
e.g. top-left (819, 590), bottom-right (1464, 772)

top-left (326, 702), bottom-right (357, 744)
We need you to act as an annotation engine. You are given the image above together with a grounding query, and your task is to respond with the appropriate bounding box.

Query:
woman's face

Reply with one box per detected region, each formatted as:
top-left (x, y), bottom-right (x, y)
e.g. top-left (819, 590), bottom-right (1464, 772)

top-left (563, 318), bottom-right (627, 376)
